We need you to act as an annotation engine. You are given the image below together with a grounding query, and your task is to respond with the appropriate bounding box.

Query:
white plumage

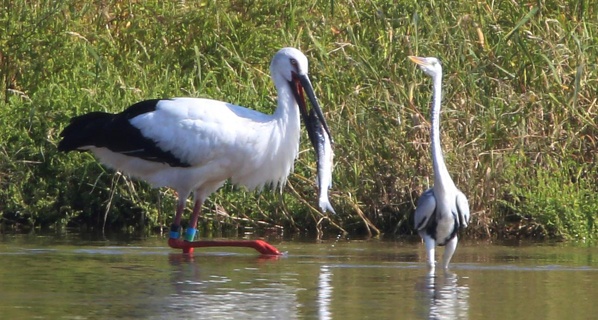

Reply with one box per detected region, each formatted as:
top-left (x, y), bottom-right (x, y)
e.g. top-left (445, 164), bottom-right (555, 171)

top-left (59, 47), bottom-right (332, 242)
top-left (93, 97), bottom-right (300, 192)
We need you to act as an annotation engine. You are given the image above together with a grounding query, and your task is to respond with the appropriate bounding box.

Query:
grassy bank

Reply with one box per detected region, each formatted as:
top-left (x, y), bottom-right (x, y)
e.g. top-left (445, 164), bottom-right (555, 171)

top-left (1, 0), bottom-right (596, 241)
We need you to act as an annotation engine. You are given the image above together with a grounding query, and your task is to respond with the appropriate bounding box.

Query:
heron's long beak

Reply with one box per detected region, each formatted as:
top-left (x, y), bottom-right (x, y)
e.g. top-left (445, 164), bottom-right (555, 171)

top-left (408, 56), bottom-right (428, 66)
top-left (290, 73), bottom-right (333, 144)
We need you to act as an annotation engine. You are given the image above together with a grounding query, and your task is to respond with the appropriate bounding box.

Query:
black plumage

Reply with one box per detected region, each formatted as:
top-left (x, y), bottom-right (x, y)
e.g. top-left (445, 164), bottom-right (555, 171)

top-left (58, 99), bottom-right (190, 167)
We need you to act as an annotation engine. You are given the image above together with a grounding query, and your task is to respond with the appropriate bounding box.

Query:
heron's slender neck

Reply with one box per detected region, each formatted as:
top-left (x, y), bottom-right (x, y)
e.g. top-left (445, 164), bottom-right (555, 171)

top-left (430, 72), bottom-right (455, 193)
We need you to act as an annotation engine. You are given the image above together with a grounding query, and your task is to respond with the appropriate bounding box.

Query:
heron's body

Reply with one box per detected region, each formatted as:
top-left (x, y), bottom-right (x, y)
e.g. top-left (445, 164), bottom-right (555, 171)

top-left (410, 56), bottom-right (470, 271)
top-left (59, 47), bottom-right (332, 243)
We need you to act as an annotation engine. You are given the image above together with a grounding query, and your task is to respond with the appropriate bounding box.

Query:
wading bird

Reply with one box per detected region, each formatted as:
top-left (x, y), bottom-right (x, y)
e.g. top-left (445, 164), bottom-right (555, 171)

top-left (409, 56), bottom-right (470, 271)
top-left (58, 48), bottom-right (332, 253)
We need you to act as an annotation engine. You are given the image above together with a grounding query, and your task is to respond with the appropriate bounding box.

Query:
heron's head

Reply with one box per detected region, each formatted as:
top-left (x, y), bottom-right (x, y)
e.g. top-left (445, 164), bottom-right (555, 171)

top-left (408, 56), bottom-right (442, 78)
top-left (270, 47), bottom-right (333, 144)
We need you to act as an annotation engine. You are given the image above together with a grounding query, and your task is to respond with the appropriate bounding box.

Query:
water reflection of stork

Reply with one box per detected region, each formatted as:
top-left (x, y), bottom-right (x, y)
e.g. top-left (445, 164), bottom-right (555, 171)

top-left (160, 254), bottom-right (298, 318)
top-left (416, 273), bottom-right (470, 320)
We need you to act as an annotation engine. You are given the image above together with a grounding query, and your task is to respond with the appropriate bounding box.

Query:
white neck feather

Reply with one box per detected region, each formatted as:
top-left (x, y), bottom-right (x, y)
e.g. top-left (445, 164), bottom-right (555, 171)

top-left (231, 78), bottom-right (301, 191)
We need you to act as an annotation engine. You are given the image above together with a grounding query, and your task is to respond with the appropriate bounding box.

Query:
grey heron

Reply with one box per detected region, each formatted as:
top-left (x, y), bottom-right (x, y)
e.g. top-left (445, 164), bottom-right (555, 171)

top-left (409, 56), bottom-right (470, 270)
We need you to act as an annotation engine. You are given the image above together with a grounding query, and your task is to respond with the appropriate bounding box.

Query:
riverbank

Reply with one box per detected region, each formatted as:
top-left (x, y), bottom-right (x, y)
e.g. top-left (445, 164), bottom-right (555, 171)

top-left (1, 1), bottom-right (596, 240)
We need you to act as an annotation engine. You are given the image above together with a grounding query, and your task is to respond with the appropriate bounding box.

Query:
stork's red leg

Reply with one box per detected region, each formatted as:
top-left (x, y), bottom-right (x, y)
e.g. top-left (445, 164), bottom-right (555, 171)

top-left (167, 193), bottom-right (283, 256)
top-left (183, 198), bottom-right (203, 242)
top-left (169, 196), bottom-right (187, 239)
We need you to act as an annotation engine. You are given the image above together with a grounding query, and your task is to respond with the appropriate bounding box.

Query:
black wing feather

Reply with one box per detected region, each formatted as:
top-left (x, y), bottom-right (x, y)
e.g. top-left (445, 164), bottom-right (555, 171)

top-left (58, 99), bottom-right (191, 167)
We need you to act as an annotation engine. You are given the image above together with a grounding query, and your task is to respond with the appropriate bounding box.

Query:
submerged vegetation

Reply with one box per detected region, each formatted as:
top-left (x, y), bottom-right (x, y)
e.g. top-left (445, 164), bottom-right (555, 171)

top-left (0, 0), bottom-right (596, 241)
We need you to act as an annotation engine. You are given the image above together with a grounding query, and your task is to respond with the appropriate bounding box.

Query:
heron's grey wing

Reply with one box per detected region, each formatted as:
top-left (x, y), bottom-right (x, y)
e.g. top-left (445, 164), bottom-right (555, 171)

top-left (455, 190), bottom-right (470, 229)
top-left (414, 188), bottom-right (436, 230)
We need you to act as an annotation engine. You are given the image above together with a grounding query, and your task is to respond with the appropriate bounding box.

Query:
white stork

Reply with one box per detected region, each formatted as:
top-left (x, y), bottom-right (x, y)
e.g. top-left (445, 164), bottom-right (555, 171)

top-left (58, 47), bottom-right (332, 243)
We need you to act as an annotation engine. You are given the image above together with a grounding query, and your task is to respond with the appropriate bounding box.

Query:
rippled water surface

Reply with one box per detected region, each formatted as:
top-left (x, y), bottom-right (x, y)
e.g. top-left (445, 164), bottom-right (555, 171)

top-left (0, 234), bottom-right (596, 319)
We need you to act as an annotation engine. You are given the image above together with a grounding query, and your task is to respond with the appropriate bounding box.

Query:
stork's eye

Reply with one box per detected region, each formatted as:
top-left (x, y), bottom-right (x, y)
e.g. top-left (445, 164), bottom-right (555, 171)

top-left (290, 58), bottom-right (298, 66)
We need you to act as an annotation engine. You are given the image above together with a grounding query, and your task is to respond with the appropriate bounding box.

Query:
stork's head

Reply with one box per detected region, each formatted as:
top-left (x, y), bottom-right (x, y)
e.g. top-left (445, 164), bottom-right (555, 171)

top-left (408, 56), bottom-right (442, 79)
top-left (270, 47), bottom-right (333, 143)
top-left (270, 47), bottom-right (310, 82)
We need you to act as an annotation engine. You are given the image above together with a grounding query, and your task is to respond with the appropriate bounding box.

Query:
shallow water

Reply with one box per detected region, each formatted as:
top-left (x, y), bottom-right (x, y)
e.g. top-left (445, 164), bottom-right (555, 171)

top-left (0, 234), bottom-right (596, 319)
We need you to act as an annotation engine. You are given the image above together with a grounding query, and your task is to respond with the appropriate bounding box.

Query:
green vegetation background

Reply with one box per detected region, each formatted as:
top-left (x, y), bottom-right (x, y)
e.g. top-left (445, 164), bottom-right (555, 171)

top-left (1, 0), bottom-right (596, 241)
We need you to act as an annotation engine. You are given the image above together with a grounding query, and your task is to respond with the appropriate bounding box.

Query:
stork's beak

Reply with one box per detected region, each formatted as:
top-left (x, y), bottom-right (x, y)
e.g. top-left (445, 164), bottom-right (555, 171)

top-left (408, 56), bottom-right (427, 66)
top-left (290, 73), bottom-right (333, 144)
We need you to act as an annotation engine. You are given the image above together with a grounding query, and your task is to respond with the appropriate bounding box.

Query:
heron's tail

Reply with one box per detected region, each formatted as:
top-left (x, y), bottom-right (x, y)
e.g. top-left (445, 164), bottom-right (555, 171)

top-left (57, 112), bottom-right (113, 152)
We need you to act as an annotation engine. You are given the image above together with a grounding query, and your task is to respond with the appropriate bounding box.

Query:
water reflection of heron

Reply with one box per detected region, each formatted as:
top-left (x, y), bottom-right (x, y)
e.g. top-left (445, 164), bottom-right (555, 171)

top-left (416, 272), bottom-right (469, 320)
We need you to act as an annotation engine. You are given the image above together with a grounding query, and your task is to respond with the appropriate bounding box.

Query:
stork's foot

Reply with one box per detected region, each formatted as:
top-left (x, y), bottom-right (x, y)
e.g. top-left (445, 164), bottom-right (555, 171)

top-left (168, 225), bottom-right (194, 254)
top-left (167, 238), bottom-right (282, 256)
top-left (249, 240), bottom-right (283, 255)
top-left (168, 238), bottom-right (194, 254)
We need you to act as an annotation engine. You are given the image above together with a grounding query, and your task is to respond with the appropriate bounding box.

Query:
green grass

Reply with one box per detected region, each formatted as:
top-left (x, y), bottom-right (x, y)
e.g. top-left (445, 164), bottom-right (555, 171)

top-left (1, 0), bottom-right (596, 240)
